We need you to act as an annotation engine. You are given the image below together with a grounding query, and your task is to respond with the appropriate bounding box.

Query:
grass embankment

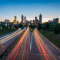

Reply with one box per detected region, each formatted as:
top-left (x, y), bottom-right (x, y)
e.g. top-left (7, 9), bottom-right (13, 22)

top-left (39, 30), bottom-right (60, 48)
top-left (0, 29), bottom-right (17, 36)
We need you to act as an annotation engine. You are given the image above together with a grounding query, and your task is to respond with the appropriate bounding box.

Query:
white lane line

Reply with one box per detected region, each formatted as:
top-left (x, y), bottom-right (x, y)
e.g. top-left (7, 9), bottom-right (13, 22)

top-left (45, 44), bottom-right (57, 60)
top-left (29, 31), bottom-right (30, 50)
top-left (29, 31), bottom-right (32, 50)
top-left (30, 44), bottom-right (31, 50)
top-left (30, 36), bottom-right (32, 50)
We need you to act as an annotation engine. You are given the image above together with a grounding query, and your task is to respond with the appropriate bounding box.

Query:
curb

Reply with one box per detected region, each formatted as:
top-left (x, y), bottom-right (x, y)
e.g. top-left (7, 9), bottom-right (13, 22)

top-left (37, 30), bottom-right (60, 52)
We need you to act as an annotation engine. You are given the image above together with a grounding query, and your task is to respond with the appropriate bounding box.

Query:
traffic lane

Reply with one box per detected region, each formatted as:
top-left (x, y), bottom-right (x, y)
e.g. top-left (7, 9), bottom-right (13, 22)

top-left (6, 28), bottom-right (29, 60)
top-left (15, 29), bottom-right (29, 60)
top-left (37, 29), bottom-right (60, 56)
top-left (34, 29), bottom-right (59, 60)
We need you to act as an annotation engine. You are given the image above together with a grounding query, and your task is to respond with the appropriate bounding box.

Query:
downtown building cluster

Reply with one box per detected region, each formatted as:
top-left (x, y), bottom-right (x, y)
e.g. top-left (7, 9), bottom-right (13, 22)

top-left (0, 13), bottom-right (59, 28)
top-left (30, 14), bottom-right (42, 25)
top-left (0, 14), bottom-right (29, 28)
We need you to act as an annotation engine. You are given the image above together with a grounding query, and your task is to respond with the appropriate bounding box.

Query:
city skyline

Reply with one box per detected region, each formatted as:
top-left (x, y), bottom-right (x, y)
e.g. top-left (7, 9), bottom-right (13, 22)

top-left (0, 0), bottom-right (60, 23)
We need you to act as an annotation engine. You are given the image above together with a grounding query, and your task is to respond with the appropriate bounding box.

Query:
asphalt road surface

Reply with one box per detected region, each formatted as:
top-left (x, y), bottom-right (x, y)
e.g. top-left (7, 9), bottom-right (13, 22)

top-left (6, 27), bottom-right (60, 60)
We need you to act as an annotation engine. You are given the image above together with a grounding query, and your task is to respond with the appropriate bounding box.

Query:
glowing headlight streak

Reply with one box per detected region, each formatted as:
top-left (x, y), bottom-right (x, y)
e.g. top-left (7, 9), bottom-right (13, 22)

top-left (35, 36), bottom-right (41, 54)
top-left (36, 33), bottom-right (54, 60)
top-left (35, 29), bottom-right (56, 60)
top-left (35, 29), bottom-right (48, 60)
top-left (13, 28), bottom-right (28, 60)
top-left (36, 29), bottom-right (55, 60)
top-left (22, 33), bottom-right (28, 60)
top-left (6, 28), bottom-right (28, 60)
top-left (35, 31), bottom-right (51, 60)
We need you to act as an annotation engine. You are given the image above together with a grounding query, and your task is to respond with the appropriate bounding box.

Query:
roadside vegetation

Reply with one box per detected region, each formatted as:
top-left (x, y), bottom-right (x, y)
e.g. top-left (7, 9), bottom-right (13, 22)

top-left (0, 24), bottom-right (27, 36)
top-left (0, 29), bottom-right (17, 36)
top-left (37, 23), bottom-right (60, 48)
top-left (40, 30), bottom-right (60, 48)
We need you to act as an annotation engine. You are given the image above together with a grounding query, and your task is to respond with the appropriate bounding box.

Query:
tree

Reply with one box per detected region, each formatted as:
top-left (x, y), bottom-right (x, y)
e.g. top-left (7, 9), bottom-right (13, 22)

top-left (8, 25), bottom-right (12, 29)
top-left (50, 23), bottom-right (55, 30)
top-left (29, 25), bottom-right (33, 29)
top-left (43, 22), bottom-right (50, 30)
top-left (19, 24), bottom-right (23, 28)
top-left (53, 23), bottom-right (60, 34)
top-left (14, 25), bottom-right (18, 29)
top-left (2, 25), bottom-right (5, 28)
top-left (37, 23), bottom-right (41, 30)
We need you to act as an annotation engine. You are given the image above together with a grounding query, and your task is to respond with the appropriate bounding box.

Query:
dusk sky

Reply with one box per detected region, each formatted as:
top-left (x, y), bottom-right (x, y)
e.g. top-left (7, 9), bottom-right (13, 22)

top-left (0, 0), bottom-right (60, 23)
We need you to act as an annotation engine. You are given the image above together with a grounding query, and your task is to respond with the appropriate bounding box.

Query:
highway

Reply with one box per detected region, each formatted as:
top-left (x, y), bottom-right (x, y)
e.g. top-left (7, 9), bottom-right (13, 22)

top-left (5, 27), bottom-right (60, 60)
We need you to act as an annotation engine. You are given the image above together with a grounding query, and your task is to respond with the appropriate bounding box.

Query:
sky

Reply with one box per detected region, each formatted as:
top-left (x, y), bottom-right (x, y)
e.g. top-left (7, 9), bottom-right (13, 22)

top-left (0, 0), bottom-right (60, 23)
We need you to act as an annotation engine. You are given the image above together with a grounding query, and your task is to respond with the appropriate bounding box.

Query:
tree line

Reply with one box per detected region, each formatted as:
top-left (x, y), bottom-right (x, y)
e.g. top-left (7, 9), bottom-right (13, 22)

top-left (0, 24), bottom-right (27, 29)
top-left (37, 22), bottom-right (60, 34)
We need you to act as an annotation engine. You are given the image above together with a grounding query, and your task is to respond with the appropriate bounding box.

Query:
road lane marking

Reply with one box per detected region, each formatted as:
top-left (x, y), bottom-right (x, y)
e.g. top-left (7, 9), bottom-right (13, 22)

top-left (29, 32), bottom-right (32, 51)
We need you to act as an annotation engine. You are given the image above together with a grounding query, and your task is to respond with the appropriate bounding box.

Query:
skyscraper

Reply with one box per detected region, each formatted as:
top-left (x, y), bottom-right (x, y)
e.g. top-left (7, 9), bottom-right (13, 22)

top-left (13, 16), bottom-right (17, 24)
top-left (21, 14), bottom-right (23, 22)
top-left (39, 14), bottom-right (42, 24)
top-left (53, 18), bottom-right (59, 23)
top-left (35, 16), bottom-right (39, 25)
top-left (35, 17), bottom-right (37, 20)
top-left (23, 16), bottom-right (26, 23)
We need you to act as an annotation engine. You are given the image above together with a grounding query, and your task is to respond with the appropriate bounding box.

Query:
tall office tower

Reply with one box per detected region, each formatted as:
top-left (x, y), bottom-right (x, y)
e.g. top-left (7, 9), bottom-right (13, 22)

top-left (35, 17), bottom-right (37, 20)
top-left (35, 17), bottom-right (37, 25)
top-left (35, 16), bottom-right (39, 25)
top-left (13, 16), bottom-right (17, 24)
top-left (21, 14), bottom-right (23, 22)
top-left (55, 18), bottom-right (59, 23)
top-left (39, 14), bottom-right (42, 24)
top-left (23, 16), bottom-right (26, 23)
top-left (53, 18), bottom-right (59, 23)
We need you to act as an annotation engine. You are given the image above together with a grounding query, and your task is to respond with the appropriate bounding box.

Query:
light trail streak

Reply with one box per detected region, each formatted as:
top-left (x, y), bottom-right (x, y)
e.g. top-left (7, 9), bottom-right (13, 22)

top-left (35, 37), bottom-right (41, 54)
top-left (22, 34), bottom-right (27, 60)
top-left (6, 28), bottom-right (28, 60)
top-left (13, 28), bottom-right (28, 60)
top-left (36, 29), bottom-right (56, 60)
top-left (22, 27), bottom-right (29, 60)
top-left (36, 32), bottom-right (54, 60)
top-left (35, 28), bottom-right (56, 60)
top-left (35, 29), bottom-right (49, 60)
